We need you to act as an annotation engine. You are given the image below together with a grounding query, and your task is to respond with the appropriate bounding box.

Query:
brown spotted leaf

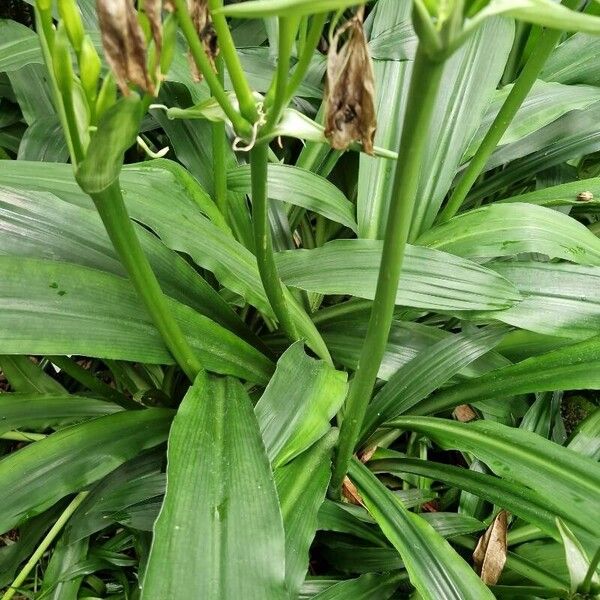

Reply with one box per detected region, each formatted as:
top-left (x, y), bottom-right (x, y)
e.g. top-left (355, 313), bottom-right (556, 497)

top-left (187, 0), bottom-right (218, 81)
top-left (473, 510), bottom-right (508, 585)
top-left (97, 0), bottom-right (154, 95)
top-left (324, 8), bottom-right (376, 154)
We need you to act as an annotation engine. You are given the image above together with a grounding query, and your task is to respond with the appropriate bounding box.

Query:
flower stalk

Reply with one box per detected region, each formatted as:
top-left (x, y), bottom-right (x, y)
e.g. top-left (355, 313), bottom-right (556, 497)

top-left (330, 45), bottom-right (445, 496)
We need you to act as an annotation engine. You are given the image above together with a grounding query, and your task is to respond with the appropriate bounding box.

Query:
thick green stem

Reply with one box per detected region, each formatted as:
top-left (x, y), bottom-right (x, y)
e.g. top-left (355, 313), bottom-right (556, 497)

top-left (330, 47), bottom-right (444, 496)
top-left (250, 142), bottom-right (299, 342)
top-left (172, 0), bottom-right (252, 137)
top-left (438, 0), bottom-right (578, 223)
top-left (91, 182), bottom-right (203, 381)
top-left (0, 431), bottom-right (46, 442)
top-left (208, 0), bottom-right (257, 123)
top-left (1, 492), bottom-right (88, 600)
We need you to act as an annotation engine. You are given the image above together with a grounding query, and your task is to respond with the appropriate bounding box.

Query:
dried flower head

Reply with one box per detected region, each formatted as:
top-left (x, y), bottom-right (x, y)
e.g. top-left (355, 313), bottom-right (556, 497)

top-left (324, 7), bottom-right (376, 154)
top-left (144, 0), bottom-right (163, 56)
top-left (187, 0), bottom-right (218, 81)
top-left (97, 0), bottom-right (154, 95)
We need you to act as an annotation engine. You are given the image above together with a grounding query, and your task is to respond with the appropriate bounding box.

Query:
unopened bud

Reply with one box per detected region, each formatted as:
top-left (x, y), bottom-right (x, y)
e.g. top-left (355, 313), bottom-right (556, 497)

top-left (52, 22), bottom-right (75, 100)
top-left (80, 35), bottom-right (101, 104)
top-left (58, 0), bottom-right (85, 54)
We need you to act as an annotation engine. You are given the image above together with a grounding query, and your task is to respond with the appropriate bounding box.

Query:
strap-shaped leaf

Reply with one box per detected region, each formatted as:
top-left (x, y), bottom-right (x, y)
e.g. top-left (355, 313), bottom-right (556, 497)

top-left (0, 256), bottom-right (273, 383)
top-left (348, 459), bottom-right (495, 600)
top-left (411, 334), bottom-right (600, 415)
top-left (275, 239), bottom-right (521, 312)
top-left (275, 430), bottom-right (337, 597)
top-left (227, 164), bottom-right (357, 232)
top-left (0, 408), bottom-right (172, 533)
top-left (389, 417), bottom-right (600, 541)
top-left (255, 342), bottom-right (347, 467)
top-left (142, 373), bottom-right (287, 599)
top-left (418, 203), bottom-right (600, 266)
top-left (0, 393), bottom-right (121, 435)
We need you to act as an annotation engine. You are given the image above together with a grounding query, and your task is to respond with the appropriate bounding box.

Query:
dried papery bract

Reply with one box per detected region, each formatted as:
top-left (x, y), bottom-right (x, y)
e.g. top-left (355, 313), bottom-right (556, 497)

top-left (97, 0), bottom-right (154, 95)
top-left (473, 510), bottom-right (508, 584)
top-left (324, 7), bottom-right (376, 154)
top-left (187, 0), bottom-right (218, 81)
top-left (144, 0), bottom-right (163, 57)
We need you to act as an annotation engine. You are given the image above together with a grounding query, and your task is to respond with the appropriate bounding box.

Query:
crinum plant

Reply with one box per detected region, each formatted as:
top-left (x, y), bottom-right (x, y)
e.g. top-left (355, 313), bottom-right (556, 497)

top-left (0, 0), bottom-right (600, 598)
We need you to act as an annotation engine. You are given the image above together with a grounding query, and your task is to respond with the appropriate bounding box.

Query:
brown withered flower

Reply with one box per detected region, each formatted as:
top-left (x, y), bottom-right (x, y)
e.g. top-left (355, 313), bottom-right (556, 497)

top-left (324, 7), bottom-right (376, 154)
top-left (187, 0), bottom-right (219, 81)
top-left (97, 0), bottom-right (154, 95)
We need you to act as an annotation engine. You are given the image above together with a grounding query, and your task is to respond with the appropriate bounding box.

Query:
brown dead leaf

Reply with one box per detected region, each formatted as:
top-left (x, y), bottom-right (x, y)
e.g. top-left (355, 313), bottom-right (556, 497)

top-left (473, 510), bottom-right (508, 585)
top-left (187, 0), bottom-right (218, 81)
top-left (324, 7), bottom-right (376, 154)
top-left (342, 476), bottom-right (364, 506)
top-left (358, 445), bottom-right (377, 463)
top-left (97, 0), bottom-right (154, 95)
top-left (453, 404), bottom-right (477, 422)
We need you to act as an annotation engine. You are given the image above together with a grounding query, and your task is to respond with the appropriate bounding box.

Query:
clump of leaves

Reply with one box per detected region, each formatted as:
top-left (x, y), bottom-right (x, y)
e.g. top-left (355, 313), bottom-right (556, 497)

top-left (0, 0), bottom-right (599, 599)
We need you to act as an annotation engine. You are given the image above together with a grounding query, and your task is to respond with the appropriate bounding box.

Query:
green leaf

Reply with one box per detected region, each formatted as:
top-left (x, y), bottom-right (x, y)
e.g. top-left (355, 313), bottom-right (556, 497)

top-left (542, 33), bottom-right (600, 86)
top-left (142, 373), bottom-right (287, 600)
top-left (0, 186), bottom-right (256, 345)
top-left (0, 393), bottom-right (122, 435)
top-left (255, 342), bottom-right (347, 467)
top-left (361, 326), bottom-right (508, 441)
top-left (76, 95), bottom-right (143, 194)
top-left (275, 430), bottom-right (337, 597)
top-left (215, 0), bottom-right (368, 18)
top-left (411, 335), bottom-right (600, 416)
top-left (0, 160), bottom-right (326, 358)
top-left (227, 164), bottom-right (358, 232)
top-left (66, 449), bottom-right (164, 541)
top-left (0, 19), bottom-right (42, 72)
top-left (470, 0), bottom-right (600, 35)
top-left (320, 317), bottom-right (509, 381)
top-left (463, 80), bottom-right (600, 160)
top-left (40, 535), bottom-right (88, 600)
top-left (358, 7), bottom-right (513, 238)
top-left (310, 573), bottom-right (404, 600)
top-left (348, 459), bottom-right (495, 600)
top-left (388, 417), bottom-right (600, 543)
top-left (371, 458), bottom-right (593, 550)
top-left (556, 519), bottom-right (600, 595)
top-left (498, 178), bottom-right (600, 207)
top-left (0, 356), bottom-right (65, 393)
top-left (418, 203), bottom-right (600, 265)
top-left (0, 408), bottom-right (172, 533)
top-left (275, 240), bottom-right (521, 312)
top-left (568, 409), bottom-right (600, 460)
top-left (487, 262), bottom-right (600, 339)
top-left (0, 256), bottom-right (273, 384)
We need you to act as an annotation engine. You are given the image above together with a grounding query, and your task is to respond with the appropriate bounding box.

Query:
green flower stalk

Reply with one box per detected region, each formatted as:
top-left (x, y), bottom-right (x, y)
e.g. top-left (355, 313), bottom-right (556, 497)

top-left (330, 44), bottom-right (445, 495)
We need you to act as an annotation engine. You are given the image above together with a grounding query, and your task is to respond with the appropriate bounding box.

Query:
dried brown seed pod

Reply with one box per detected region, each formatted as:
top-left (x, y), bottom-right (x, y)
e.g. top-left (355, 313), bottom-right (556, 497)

top-left (324, 7), bottom-right (376, 154)
top-left (97, 0), bottom-right (154, 95)
top-left (187, 0), bottom-right (218, 81)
